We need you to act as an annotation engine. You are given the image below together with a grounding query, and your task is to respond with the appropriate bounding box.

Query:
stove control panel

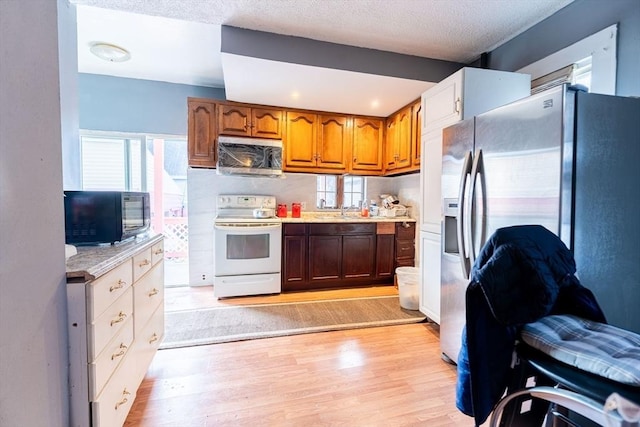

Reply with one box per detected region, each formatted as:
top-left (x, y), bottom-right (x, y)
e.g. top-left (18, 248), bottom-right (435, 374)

top-left (217, 195), bottom-right (276, 209)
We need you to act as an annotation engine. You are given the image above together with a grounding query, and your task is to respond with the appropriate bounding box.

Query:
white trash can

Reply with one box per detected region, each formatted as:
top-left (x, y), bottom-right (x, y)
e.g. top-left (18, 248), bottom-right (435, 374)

top-left (396, 267), bottom-right (420, 310)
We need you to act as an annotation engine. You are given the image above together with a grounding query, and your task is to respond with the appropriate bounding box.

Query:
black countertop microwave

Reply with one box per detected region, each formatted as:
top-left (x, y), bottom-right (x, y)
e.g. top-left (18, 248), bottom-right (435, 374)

top-left (64, 190), bottom-right (151, 245)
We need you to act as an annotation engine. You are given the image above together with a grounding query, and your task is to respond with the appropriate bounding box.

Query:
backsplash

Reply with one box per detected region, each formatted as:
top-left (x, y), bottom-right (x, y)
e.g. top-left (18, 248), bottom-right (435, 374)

top-left (187, 168), bottom-right (421, 286)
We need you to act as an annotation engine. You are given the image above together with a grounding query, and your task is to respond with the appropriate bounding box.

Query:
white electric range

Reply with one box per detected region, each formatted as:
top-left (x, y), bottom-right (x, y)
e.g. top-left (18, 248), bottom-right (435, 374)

top-left (213, 195), bottom-right (282, 298)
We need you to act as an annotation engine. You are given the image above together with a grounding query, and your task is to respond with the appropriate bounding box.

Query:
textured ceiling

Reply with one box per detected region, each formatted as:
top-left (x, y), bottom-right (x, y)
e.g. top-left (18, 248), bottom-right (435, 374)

top-left (71, 0), bottom-right (574, 115)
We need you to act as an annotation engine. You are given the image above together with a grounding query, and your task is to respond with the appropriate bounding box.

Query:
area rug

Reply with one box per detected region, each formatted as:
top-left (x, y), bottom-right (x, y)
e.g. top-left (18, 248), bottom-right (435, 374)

top-left (160, 296), bottom-right (426, 349)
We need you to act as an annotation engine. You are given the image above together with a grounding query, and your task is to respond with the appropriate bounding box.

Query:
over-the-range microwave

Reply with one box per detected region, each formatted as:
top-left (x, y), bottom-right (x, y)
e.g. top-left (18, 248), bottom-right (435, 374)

top-left (217, 136), bottom-right (283, 177)
top-left (64, 190), bottom-right (151, 245)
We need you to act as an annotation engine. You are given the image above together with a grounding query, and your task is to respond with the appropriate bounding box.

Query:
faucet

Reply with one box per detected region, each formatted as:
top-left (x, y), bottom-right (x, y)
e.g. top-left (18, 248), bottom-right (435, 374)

top-left (319, 198), bottom-right (325, 209)
top-left (341, 204), bottom-right (360, 216)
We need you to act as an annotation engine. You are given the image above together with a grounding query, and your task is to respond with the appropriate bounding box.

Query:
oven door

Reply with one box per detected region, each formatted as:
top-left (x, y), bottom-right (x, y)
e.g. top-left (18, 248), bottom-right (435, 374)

top-left (214, 222), bottom-right (282, 276)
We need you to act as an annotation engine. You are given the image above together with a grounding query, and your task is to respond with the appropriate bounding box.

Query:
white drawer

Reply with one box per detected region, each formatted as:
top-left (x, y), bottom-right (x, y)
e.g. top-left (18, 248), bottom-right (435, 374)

top-left (133, 261), bottom-right (164, 336)
top-left (89, 287), bottom-right (133, 361)
top-left (87, 260), bottom-right (133, 321)
top-left (92, 354), bottom-right (137, 427)
top-left (132, 247), bottom-right (152, 283)
top-left (133, 303), bottom-right (164, 386)
top-left (151, 240), bottom-right (164, 266)
top-left (89, 316), bottom-right (134, 400)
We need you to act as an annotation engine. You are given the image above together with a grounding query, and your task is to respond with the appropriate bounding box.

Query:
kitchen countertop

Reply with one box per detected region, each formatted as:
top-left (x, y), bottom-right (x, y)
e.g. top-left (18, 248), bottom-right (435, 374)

top-left (280, 212), bottom-right (416, 223)
top-left (65, 232), bottom-right (163, 282)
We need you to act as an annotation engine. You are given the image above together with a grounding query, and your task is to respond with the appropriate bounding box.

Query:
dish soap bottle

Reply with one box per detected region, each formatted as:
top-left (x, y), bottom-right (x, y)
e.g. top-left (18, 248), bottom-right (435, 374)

top-left (361, 200), bottom-right (369, 217)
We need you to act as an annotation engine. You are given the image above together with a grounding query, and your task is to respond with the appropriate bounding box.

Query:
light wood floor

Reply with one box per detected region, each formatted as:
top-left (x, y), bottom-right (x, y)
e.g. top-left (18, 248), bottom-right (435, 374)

top-left (125, 286), bottom-right (466, 426)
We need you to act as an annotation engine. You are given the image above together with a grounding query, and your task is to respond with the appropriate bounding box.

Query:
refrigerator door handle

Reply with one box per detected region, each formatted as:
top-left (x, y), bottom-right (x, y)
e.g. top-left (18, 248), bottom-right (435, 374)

top-left (458, 151), bottom-right (473, 279)
top-left (468, 148), bottom-right (485, 266)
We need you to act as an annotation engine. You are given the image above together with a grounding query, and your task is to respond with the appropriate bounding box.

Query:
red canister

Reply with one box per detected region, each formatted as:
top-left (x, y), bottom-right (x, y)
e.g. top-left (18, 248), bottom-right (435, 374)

top-left (277, 204), bottom-right (288, 218)
top-left (292, 203), bottom-right (302, 218)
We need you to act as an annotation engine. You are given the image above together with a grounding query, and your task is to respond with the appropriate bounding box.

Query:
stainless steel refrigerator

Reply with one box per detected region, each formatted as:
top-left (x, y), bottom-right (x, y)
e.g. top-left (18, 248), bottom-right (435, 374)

top-left (440, 85), bottom-right (640, 364)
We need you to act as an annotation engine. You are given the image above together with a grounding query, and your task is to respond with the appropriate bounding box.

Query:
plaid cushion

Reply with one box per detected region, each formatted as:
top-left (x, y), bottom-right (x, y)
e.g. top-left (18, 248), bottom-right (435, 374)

top-left (521, 315), bottom-right (640, 386)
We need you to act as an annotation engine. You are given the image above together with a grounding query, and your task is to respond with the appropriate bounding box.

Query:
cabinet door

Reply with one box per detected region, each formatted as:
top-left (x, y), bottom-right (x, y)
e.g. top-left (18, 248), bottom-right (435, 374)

top-left (317, 115), bottom-right (349, 171)
top-left (384, 114), bottom-right (397, 170)
top-left (420, 129), bottom-right (444, 233)
top-left (420, 231), bottom-right (441, 324)
top-left (342, 234), bottom-right (376, 279)
top-left (376, 234), bottom-right (395, 278)
top-left (218, 104), bottom-right (252, 136)
top-left (395, 106), bottom-right (412, 169)
top-left (351, 117), bottom-right (384, 173)
top-left (385, 107), bottom-right (411, 173)
top-left (187, 99), bottom-right (217, 168)
top-left (285, 111), bottom-right (317, 168)
top-left (422, 70), bottom-right (462, 131)
top-left (308, 235), bottom-right (342, 282)
top-left (411, 100), bottom-right (422, 166)
top-left (282, 235), bottom-right (307, 288)
top-left (252, 108), bottom-right (283, 139)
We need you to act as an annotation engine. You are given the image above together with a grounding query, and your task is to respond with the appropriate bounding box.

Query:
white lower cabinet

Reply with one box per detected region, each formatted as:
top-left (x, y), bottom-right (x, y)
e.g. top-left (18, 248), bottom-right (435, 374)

top-left (419, 231), bottom-right (441, 324)
top-left (68, 236), bottom-right (164, 427)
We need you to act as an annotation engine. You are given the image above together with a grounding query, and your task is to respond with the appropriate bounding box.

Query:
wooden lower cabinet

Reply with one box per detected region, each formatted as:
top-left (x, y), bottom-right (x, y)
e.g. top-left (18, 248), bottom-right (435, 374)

top-left (375, 234), bottom-right (395, 278)
top-left (395, 222), bottom-right (416, 267)
top-left (309, 235), bottom-right (343, 282)
top-left (282, 222), bottom-right (414, 291)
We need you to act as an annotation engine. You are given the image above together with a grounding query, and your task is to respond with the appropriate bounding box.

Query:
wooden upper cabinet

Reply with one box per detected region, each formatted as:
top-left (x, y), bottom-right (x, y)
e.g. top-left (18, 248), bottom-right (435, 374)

top-left (284, 112), bottom-right (349, 172)
top-left (351, 117), bottom-right (384, 174)
top-left (187, 98), bottom-right (217, 168)
top-left (285, 111), bottom-right (317, 168)
top-left (411, 99), bottom-right (422, 166)
top-left (252, 108), bottom-right (284, 139)
top-left (317, 115), bottom-right (349, 170)
top-left (218, 104), bottom-right (283, 139)
top-left (385, 106), bottom-right (412, 173)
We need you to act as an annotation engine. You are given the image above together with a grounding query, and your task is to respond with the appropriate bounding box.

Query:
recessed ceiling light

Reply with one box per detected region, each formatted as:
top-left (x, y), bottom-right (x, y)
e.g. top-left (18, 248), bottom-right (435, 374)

top-left (371, 100), bottom-right (380, 109)
top-left (89, 42), bottom-right (131, 62)
top-left (291, 91), bottom-right (300, 99)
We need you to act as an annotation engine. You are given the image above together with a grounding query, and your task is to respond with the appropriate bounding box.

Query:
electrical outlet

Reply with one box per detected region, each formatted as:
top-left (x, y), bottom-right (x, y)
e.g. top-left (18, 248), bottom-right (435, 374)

top-left (301, 202), bottom-right (306, 210)
top-left (202, 274), bottom-right (206, 281)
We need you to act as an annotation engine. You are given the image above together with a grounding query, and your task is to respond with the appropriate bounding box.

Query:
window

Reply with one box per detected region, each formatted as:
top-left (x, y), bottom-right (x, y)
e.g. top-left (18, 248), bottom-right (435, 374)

top-left (316, 175), bottom-right (365, 208)
top-left (343, 176), bottom-right (364, 208)
top-left (80, 135), bottom-right (145, 191)
top-left (80, 131), bottom-right (190, 286)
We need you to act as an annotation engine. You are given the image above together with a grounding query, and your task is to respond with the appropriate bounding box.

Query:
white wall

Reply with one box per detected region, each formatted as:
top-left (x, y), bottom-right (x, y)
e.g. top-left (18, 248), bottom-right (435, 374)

top-left (0, 1), bottom-right (73, 425)
top-left (187, 169), bottom-right (420, 285)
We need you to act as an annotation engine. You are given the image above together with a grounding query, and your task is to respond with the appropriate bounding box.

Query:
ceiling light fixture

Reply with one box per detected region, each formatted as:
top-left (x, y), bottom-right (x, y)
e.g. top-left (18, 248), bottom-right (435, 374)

top-left (89, 42), bottom-right (131, 62)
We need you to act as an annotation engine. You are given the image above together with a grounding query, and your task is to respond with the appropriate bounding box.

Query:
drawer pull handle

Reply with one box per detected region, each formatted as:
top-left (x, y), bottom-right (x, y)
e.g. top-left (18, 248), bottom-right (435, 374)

top-left (149, 333), bottom-right (159, 344)
top-left (111, 343), bottom-right (128, 360)
top-left (109, 279), bottom-right (126, 292)
top-left (110, 311), bottom-right (127, 326)
top-left (139, 259), bottom-right (150, 267)
top-left (148, 288), bottom-right (159, 297)
top-left (115, 388), bottom-right (131, 410)
top-left (154, 248), bottom-right (164, 255)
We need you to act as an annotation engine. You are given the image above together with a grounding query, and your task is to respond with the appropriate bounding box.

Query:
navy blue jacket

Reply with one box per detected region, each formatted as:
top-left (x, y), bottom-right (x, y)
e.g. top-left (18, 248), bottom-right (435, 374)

top-left (455, 225), bottom-right (605, 426)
